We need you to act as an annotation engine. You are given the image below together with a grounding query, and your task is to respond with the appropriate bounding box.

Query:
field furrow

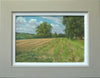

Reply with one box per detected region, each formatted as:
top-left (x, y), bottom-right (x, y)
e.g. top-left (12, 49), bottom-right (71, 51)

top-left (16, 38), bottom-right (84, 62)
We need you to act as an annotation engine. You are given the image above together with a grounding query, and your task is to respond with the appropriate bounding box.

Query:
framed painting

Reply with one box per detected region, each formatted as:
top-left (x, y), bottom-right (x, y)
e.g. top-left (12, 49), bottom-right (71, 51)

top-left (13, 13), bottom-right (88, 66)
top-left (0, 0), bottom-right (100, 78)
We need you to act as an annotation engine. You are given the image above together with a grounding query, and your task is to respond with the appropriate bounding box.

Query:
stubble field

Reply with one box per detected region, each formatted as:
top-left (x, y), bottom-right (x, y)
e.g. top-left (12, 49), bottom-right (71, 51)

top-left (16, 38), bottom-right (84, 62)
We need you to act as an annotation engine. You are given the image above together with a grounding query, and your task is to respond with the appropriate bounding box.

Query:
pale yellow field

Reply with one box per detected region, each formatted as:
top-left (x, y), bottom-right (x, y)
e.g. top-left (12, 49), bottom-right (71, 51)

top-left (16, 38), bottom-right (84, 62)
top-left (16, 38), bottom-right (55, 52)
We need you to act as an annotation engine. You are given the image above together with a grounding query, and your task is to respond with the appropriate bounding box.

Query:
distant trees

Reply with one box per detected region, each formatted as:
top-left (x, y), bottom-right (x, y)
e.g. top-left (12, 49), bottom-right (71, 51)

top-left (36, 22), bottom-right (52, 38)
top-left (57, 33), bottom-right (65, 37)
top-left (36, 22), bottom-right (66, 38)
top-left (52, 32), bottom-right (57, 38)
top-left (52, 32), bottom-right (65, 38)
top-left (16, 33), bottom-right (34, 40)
top-left (63, 16), bottom-right (84, 39)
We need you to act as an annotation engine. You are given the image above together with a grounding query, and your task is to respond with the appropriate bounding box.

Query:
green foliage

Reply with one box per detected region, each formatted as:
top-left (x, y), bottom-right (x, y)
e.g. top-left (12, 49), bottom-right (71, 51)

top-left (36, 22), bottom-right (52, 38)
top-left (63, 16), bottom-right (84, 39)
top-left (57, 33), bottom-right (65, 37)
top-left (52, 32), bottom-right (66, 38)
top-left (52, 32), bottom-right (57, 38)
top-left (16, 33), bottom-right (34, 40)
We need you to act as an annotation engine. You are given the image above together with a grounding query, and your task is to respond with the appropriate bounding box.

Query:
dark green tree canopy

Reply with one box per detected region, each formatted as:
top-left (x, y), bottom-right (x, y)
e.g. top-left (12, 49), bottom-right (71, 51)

top-left (63, 16), bottom-right (84, 39)
top-left (36, 22), bottom-right (52, 38)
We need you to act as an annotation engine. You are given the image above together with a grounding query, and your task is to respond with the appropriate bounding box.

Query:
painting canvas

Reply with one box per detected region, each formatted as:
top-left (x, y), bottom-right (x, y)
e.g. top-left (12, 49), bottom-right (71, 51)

top-left (15, 14), bottom-right (84, 62)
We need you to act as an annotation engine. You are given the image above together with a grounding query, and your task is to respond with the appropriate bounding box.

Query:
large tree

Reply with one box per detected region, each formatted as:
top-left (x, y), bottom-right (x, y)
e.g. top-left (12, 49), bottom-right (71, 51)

top-left (36, 22), bottom-right (52, 38)
top-left (63, 16), bottom-right (84, 39)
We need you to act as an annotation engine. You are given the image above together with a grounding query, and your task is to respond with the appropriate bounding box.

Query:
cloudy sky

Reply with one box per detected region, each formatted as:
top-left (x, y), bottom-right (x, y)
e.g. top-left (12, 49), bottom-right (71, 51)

top-left (16, 16), bottom-right (65, 34)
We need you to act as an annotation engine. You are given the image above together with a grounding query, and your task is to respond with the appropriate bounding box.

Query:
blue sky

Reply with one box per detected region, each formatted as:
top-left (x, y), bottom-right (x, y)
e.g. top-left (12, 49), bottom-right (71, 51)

top-left (16, 16), bottom-right (65, 34)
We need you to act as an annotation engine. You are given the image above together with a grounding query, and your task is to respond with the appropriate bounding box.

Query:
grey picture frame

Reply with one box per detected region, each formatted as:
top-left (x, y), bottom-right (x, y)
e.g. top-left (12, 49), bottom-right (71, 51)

top-left (0, 0), bottom-right (100, 78)
top-left (13, 12), bottom-right (88, 67)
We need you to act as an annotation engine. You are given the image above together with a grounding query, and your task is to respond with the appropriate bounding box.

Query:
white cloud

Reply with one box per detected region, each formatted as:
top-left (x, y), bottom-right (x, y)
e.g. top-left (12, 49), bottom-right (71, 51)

top-left (29, 19), bottom-right (36, 23)
top-left (40, 21), bottom-right (43, 24)
top-left (51, 23), bottom-right (65, 34)
top-left (16, 27), bottom-right (36, 34)
top-left (16, 17), bottom-right (26, 24)
top-left (28, 19), bottom-right (39, 26)
top-left (16, 17), bottom-right (40, 34)
top-left (16, 17), bottom-right (65, 34)
top-left (42, 16), bottom-right (63, 25)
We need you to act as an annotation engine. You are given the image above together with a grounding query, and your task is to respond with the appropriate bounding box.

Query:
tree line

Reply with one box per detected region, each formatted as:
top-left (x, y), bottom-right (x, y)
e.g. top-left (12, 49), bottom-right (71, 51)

top-left (36, 16), bottom-right (84, 39)
top-left (16, 16), bottom-right (84, 40)
top-left (63, 16), bottom-right (84, 39)
top-left (36, 22), bottom-right (65, 38)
